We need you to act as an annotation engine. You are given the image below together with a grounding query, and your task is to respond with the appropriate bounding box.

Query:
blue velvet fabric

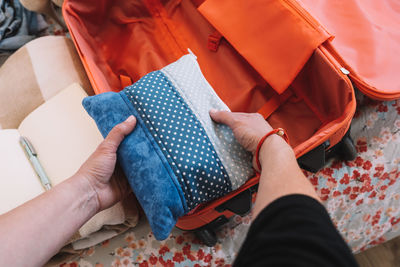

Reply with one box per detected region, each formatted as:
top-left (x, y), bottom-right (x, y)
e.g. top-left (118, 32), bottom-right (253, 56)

top-left (82, 92), bottom-right (187, 240)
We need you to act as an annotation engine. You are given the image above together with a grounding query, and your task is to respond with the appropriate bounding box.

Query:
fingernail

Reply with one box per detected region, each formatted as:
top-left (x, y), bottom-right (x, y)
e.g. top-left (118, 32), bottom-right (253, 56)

top-left (209, 109), bottom-right (218, 114)
top-left (126, 115), bottom-right (136, 122)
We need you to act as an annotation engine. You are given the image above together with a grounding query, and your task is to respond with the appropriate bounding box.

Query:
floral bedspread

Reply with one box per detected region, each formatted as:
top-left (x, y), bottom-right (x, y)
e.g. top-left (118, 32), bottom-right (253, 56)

top-left (61, 92), bottom-right (400, 267)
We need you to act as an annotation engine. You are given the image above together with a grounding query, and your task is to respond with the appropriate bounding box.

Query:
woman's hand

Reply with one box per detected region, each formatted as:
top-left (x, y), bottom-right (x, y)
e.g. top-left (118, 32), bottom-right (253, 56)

top-left (209, 110), bottom-right (272, 153)
top-left (0, 115), bottom-right (137, 267)
top-left (77, 115), bottom-right (137, 212)
top-left (209, 110), bottom-right (292, 171)
top-left (210, 109), bottom-right (320, 217)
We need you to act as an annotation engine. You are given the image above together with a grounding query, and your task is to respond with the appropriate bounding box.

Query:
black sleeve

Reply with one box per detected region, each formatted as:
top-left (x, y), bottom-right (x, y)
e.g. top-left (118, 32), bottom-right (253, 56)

top-left (233, 194), bottom-right (359, 267)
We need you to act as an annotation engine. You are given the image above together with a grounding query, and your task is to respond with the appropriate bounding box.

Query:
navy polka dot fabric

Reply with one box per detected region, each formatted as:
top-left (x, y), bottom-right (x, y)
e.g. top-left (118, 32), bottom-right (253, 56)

top-left (124, 71), bottom-right (232, 210)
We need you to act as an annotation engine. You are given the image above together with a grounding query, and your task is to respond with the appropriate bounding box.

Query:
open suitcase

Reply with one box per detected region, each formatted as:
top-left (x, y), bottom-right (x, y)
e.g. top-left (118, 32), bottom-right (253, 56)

top-left (63, 0), bottom-right (400, 246)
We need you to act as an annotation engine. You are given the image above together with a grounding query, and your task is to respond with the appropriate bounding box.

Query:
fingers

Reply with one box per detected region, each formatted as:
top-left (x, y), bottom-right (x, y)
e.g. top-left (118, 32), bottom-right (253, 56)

top-left (209, 109), bottom-right (238, 128)
top-left (104, 115), bottom-right (137, 152)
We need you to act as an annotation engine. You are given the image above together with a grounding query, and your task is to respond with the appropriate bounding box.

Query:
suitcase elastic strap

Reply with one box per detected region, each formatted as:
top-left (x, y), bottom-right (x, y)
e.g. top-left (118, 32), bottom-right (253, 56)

top-left (257, 90), bottom-right (293, 119)
top-left (120, 75), bottom-right (133, 88)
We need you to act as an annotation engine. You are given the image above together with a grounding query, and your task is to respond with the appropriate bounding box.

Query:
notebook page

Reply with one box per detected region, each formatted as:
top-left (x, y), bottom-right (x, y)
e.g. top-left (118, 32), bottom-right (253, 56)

top-left (0, 129), bottom-right (44, 214)
top-left (18, 83), bottom-right (103, 186)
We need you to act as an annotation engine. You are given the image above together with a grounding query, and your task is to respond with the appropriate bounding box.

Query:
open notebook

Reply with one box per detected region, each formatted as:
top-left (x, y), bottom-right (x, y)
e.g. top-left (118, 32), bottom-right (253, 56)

top-left (0, 83), bottom-right (137, 250)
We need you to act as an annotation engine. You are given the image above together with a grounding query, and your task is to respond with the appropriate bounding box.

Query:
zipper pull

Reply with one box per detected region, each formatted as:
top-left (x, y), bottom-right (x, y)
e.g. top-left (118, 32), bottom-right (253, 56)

top-left (340, 67), bottom-right (350, 75)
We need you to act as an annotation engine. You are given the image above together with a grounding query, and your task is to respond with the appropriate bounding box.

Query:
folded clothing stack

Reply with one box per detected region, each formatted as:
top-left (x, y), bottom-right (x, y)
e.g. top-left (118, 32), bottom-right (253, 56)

top-left (83, 53), bottom-right (254, 240)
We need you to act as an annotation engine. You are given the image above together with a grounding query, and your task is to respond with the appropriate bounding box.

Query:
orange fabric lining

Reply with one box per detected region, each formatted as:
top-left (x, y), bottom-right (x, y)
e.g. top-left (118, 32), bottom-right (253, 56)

top-left (198, 0), bottom-right (331, 94)
top-left (257, 90), bottom-right (293, 119)
top-left (143, 0), bottom-right (188, 57)
top-left (170, 0), bottom-right (272, 113)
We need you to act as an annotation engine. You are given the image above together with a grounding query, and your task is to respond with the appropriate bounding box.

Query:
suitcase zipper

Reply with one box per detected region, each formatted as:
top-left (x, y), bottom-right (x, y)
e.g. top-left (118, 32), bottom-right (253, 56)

top-left (322, 42), bottom-right (400, 100)
top-left (280, 1), bottom-right (391, 99)
top-left (281, 0), bottom-right (328, 35)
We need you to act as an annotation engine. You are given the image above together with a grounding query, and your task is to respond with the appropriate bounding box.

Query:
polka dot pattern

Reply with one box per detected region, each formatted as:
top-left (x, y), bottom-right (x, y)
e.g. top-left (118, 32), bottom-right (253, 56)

top-left (161, 54), bottom-right (254, 190)
top-left (123, 71), bottom-right (232, 210)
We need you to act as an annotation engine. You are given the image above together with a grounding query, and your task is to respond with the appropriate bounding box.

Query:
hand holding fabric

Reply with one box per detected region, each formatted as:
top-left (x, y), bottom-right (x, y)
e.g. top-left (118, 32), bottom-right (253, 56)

top-left (209, 110), bottom-right (273, 154)
top-left (76, 115), bottom-right (137, 212)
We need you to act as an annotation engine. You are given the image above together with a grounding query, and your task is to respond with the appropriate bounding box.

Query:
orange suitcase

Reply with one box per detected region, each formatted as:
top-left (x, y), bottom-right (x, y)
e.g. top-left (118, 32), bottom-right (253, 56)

top-left (63, 0), bottom-right (400, 246)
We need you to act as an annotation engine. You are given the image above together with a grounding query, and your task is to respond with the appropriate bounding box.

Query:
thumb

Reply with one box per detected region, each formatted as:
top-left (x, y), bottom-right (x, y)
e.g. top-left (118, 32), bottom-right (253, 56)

top-left (104, 115), bottom-right (137, 152)
top-left (209, 109), bottom-right (237, 129)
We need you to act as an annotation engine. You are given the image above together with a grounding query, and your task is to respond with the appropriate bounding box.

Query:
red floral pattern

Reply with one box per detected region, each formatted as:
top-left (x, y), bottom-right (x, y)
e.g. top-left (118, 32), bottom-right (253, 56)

top-left (60, 94), bottom-right (400, 266)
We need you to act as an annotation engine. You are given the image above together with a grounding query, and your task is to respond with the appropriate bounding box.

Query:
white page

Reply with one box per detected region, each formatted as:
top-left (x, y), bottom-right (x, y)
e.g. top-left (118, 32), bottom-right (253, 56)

top-left (18, 83), bottom-right (103, 185)
top-left (0, 129), bottom-right (44, 214)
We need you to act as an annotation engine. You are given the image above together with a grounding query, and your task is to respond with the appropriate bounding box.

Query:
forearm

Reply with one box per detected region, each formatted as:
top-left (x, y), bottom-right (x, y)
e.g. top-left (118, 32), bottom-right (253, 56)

top-left (253, 135), bottom-right (320, 218)
top-left (0, 174), bottom-right (99, 267)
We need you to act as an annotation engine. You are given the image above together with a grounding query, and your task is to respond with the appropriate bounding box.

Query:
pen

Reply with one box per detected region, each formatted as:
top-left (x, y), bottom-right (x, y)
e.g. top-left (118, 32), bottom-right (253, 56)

top-left (19, 136), bottom-right (52, 190)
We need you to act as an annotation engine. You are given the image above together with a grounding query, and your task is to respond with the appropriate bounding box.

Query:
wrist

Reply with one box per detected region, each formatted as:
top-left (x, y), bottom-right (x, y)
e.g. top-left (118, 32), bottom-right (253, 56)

top-left (258, 134), bottom-right (294, 169)
top-left (68, 174), bottom-right (100, 216)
